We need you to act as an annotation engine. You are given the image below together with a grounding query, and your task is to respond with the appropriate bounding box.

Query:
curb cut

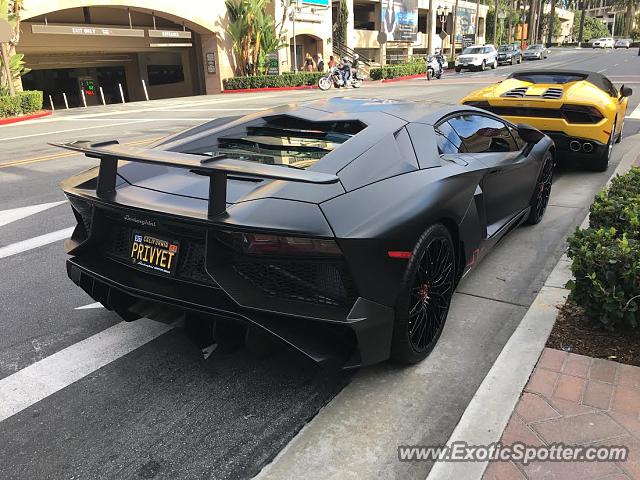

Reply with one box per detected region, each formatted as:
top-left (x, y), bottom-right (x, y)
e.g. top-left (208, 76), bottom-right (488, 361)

top-left (222, 85), bottom-right (318, 94)
top-left (0, 110), bottom-right (52, 126)
top-left (426, 135), bottom-right (640, 480)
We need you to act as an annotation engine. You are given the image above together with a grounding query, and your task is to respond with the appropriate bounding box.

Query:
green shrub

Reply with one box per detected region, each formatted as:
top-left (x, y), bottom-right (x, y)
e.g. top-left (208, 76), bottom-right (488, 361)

top-left (18, 90), bottom-right (43, 114)
top-left (0, 90), bottom-right (44, 117)
top-left (567, 227), bottom-right (640, 330)
top-left (223, 72), bottom-right (323, 90)
top-left (0, 95), bottom-right (22, 117)
top-left (369, 61), bottom-right (426, 80)
top-left (589, 168), bottom-right (640, 237)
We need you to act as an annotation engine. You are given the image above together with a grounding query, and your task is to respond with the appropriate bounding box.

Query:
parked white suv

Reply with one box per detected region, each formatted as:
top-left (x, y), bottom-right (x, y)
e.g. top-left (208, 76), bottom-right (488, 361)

top-left (455, 44), bottom-right (498, 72)
top-left (592, 38), bottom-right (615, 48)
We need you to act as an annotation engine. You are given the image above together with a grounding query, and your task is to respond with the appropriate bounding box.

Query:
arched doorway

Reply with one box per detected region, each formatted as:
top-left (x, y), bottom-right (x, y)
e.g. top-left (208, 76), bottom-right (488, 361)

top-left (290, 33), bottom-right (323, 71)
top-left (18, 3), bottom-right (229, 106)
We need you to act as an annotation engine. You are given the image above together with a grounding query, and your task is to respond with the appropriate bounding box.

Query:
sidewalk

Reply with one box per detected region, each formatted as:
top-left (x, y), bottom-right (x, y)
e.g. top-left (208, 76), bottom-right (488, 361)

top-left (484, 349), bottom-right (640, 479)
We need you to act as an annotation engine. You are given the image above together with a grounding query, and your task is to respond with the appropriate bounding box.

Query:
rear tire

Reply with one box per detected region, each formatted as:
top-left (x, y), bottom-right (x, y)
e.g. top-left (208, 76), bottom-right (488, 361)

top-left (590, 121), bottom-right (616, 172)
top-left (391, 224), bottom-right (456, 364)
top-left (491, 59), bottom-right (497, 69)
top-left (479, 60), bottom-right (486, 71)
top-left (525, 152), bottom-right (554, 225)
top-left (455, 66), bottom-right (462, 72)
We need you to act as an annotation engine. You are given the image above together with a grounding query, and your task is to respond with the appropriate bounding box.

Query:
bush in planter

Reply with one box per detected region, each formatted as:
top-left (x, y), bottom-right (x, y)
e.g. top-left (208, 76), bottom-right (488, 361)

top-left (567, 227), bottom-right (640, 330)
top-left (589, 167), bottom-right (640, 237)
top-left (369, 61), bottom-right (426, 81)
top-left (18, 90), bottom-right (43, 113)
top-left (0, 95), bottom-right (22, 117)
top-left (223, 72), bottom-right (323, 90)
top-left (0, 90), bottom-right (44, 117)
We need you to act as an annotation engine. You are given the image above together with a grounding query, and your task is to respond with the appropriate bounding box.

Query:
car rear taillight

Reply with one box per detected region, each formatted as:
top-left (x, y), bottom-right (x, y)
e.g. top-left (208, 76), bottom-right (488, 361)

top-left (559, 104), bottom-right (604, 124)
top-left (218, 231), bottom-right (342, 257)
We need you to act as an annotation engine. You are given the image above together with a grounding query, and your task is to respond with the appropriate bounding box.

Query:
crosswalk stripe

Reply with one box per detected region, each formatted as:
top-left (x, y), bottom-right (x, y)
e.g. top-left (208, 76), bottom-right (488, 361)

top-left (75, 302), bottom-right (104, 310)
top-left (0, 227), bottom-right (74, 259)
top-left (0, 200), bottom-right (66, 228)
top-left (0, 318), bottom-right (174, 422)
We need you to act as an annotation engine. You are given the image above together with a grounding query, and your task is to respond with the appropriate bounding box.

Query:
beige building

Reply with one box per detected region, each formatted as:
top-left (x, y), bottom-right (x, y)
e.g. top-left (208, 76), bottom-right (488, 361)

top-left (18, 0), bottom-right (488, 106)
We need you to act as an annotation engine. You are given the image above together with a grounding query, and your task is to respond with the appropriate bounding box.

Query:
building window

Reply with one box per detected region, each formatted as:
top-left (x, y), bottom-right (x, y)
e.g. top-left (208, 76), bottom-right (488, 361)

top-left (418, 13), bottom-right (428, 34)
top-left (147, 65), bottom-right (184, 85)
top-left (353, 3), bottom-right (376, 30)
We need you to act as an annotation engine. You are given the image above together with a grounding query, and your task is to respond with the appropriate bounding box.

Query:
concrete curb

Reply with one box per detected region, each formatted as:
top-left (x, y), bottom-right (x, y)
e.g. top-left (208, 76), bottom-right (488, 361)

top-left (0, 110), bottom-right (52, 125)
top-left (426, 134), bottom-right (640, 480)
top-left (222, 85), bottom-right (318, 94)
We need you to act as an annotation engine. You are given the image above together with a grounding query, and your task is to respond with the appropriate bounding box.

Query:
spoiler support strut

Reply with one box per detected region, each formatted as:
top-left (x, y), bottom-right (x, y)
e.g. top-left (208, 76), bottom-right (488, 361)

top-left (50, 140), bottom-right (341, 218)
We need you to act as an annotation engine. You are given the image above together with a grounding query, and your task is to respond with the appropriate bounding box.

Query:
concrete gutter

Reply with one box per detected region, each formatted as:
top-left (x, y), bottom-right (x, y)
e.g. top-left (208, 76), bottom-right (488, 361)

top-left (426, 133), bottom-right (640, 480)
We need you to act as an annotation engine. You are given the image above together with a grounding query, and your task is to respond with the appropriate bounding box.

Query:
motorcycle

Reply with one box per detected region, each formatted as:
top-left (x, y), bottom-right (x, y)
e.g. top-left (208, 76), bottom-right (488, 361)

top-left (426, 53), bottom-right (445, 80)
top-left (318, 67), bottom-right (362, 90)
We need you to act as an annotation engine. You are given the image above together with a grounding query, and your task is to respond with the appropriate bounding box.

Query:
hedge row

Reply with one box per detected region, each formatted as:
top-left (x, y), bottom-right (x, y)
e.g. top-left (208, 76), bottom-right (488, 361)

top-left (0, 90), bottom-right (43, 118)
top-left (567, 167), bottom-right (640, 330)
top-left (369, 61), bottom-right (426, 81)
top-left (223, 72), bottom-right (324, 90)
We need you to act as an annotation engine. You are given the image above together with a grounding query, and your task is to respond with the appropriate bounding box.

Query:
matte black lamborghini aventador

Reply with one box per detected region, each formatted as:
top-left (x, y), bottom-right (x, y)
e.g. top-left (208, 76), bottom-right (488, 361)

top-left (55, 98), bottom-right (554, 368)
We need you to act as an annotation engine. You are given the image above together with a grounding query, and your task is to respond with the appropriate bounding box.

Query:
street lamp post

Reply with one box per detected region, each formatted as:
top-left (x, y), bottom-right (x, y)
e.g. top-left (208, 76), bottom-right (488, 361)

top-left (436, 5), bottom-right (450, 54)
top-left (290, 0), bottom-right (302, 72)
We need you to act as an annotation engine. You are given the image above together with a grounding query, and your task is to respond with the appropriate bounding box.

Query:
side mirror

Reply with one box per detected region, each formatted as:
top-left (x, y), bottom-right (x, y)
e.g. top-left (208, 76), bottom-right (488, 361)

top-left (620, 85), bottom-right (633, 98)
top-left (516, 123), bottom-right (545, 144)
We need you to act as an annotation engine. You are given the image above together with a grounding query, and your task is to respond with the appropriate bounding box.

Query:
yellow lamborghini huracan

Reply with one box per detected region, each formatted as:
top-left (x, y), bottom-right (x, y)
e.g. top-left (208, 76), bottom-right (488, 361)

top-left (461, 70), bottom-right (632, 171)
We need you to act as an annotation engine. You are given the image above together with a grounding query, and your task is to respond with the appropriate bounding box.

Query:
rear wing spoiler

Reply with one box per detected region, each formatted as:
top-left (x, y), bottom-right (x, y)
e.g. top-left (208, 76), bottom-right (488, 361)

top-left (50, 140), bottom-right (340, 218)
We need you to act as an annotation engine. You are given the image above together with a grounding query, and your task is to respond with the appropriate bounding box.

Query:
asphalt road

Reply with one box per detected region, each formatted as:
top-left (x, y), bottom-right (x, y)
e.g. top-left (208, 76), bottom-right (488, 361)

top-left (0, 47), bottom-right (639, 480)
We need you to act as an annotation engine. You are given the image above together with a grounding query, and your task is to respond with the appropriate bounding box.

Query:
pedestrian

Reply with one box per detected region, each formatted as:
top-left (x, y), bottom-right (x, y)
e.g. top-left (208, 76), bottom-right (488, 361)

top-left (304, 53), bottom-right (315, 72)
top-left (328, 55), bottom-right (336, 69)
top-left (317, 54), bottom-right (325, 72)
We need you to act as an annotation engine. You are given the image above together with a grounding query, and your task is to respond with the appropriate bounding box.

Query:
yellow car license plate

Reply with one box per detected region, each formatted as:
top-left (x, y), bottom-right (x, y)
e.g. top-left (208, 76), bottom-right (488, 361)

top-left (130, 232), bottom-right (180, 276)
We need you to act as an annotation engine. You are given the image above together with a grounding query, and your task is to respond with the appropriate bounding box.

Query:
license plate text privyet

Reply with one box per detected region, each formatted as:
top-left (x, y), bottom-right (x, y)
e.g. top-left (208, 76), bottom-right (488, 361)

top-left (131, 234), bottom-right (178, 273)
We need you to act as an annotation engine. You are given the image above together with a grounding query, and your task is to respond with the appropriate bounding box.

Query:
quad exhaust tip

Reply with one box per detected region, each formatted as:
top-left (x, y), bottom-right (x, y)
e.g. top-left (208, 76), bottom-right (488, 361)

top-left (582, 142), bottom-right (594, 153)
top-left (569, 140), bottom-right (582, 152)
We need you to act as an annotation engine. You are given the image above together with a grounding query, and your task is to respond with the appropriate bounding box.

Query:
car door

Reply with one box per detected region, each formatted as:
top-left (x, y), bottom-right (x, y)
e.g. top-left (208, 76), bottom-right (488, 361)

top-left (447, 113), bottom-right (537, 233)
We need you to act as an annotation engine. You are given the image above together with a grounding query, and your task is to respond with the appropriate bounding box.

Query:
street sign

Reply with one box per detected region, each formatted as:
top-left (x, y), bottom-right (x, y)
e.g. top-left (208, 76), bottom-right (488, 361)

top-left (439, 31), bottom-right (448, 40)
top-left (149, 30), bottom-right (192, 39)
top-left (32, 24), bottom-right (144, 37)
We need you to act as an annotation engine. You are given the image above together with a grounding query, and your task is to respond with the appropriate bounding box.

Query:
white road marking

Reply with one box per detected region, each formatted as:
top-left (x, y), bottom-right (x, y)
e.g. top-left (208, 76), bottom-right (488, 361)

top-left (0, 226), bottom-right (74, 259)
top-left (75, 302), bottom-right (104, 310)
top-left (0, 120), bottom-right (150, 142)
top-left (0, 318), bottom-right (174, 422)
top-left (0, 200), bottom-right (66, 228)
top-left (628, 102), bottom-right (640, 120)
top-left (598, 68), bottom-right (607, 73)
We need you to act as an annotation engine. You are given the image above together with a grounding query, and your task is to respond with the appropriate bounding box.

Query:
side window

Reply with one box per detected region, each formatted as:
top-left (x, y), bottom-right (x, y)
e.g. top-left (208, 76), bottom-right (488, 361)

top-left (508, 125), bottom-right (526, 151)
top-left (601, 77), bottom-right (618, 97)
top-left (448, 114), bottom-right (519, 153)
top-left (434, 121), bottom-right (464, 154)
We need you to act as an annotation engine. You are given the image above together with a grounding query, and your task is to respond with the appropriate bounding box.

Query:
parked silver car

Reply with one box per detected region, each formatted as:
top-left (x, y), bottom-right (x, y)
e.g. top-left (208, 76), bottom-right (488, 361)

top-left (614, 38), bottom-right (631, 49)
top-left (522, 44), bottom-right (549, 60)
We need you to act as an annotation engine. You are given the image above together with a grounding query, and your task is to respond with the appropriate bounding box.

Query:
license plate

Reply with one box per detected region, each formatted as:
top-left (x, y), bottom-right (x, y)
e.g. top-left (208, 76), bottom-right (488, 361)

top-left (130, 231), bottom-right (180, 276)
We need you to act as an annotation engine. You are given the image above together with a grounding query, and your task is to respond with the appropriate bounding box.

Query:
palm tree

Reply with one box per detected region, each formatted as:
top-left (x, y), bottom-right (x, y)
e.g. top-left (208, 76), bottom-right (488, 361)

top-left (0, 0), bottom-right (24, 92)
top-left (225, 0), bottom-right (269, 76)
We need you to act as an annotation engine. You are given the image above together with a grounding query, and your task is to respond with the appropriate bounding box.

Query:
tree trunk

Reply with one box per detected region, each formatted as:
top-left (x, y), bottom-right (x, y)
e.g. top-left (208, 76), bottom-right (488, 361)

top-left (577, 0), bottom-right (587, 45)
top-left (493, 0), bottom-right (499, 44)
top-left (527, 0), bottom-right (536, 45)
top-left (624, 3), bottom-right (633, 38)
top-left (476, 0), bottom-right (481, 42)
top-left (547, 0), bottom-right (556, 45)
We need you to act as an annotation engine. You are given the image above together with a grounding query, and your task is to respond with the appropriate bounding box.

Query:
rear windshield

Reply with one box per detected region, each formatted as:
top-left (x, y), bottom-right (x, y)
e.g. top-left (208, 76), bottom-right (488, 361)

top-left (179, 115), bottom-right (366, 170)
top-left (510, 72), bottom-right (587, 84)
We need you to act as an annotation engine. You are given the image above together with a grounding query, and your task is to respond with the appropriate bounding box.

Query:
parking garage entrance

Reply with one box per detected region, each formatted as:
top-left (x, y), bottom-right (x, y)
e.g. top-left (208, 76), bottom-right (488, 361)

top-left (19, 6), bottom-right (208, 108)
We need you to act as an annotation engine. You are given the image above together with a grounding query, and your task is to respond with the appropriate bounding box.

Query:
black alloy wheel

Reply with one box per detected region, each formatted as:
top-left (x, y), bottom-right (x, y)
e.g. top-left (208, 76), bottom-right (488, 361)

top-left (391, 224), bottom-right (456, 364)
top-left (526, 152), bottom-right (554, 225)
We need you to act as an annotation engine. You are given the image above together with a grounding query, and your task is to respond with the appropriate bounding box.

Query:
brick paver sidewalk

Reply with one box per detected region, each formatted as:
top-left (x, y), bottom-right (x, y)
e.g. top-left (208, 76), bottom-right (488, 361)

top-left (483, 348), bottom-right (640, 479)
